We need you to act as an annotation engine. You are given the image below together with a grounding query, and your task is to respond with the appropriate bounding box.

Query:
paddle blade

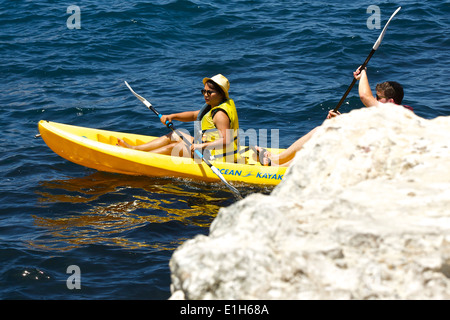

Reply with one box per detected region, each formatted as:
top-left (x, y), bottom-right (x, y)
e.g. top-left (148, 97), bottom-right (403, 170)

top-left (373, 7), bottom-right (401, 50)
top-left (211, 166), bottom-right (243, 199)
top-left (124, 81), bottom-right (153, 109)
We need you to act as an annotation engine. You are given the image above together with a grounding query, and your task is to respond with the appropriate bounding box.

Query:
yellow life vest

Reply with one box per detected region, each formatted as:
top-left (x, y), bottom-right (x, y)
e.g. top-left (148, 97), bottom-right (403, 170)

top-left (200, 99), bottom-right (239, 162)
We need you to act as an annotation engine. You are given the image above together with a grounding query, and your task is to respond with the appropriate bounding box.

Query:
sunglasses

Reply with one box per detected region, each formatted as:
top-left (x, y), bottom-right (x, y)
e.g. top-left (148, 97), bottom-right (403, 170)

top-left (201, 89), bottom-right (217, 96)
top-left (376, 94), bottom-right (387, 100)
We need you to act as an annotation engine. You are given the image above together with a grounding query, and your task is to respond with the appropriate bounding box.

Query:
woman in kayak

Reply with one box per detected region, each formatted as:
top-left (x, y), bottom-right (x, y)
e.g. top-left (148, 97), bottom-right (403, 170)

top-left (255, 66), bottom-right (412, 167)
top-left (117, 74), bottom-right (240, 163)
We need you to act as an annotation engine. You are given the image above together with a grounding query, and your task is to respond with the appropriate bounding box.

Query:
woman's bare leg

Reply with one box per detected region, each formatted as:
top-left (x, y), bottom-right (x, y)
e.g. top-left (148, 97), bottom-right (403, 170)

top-left (118, 130), bottom-right (195, 158)
top-left (117, 131), bottom-right (181, 152)
top-left (150, 140), bottom-right (191, 157)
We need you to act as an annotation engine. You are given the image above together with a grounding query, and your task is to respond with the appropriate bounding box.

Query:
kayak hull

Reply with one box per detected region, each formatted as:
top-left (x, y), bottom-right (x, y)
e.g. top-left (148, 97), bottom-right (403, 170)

top-left (38, 120), bottom-right (287, 186)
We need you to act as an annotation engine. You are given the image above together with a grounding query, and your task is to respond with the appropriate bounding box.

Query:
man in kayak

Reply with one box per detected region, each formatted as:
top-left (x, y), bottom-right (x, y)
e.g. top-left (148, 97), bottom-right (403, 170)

top-left (117, 74), bottom-right (240, 163)
top-left (352, 66), bottom-right (413, 111)
top-left (255, 66), bottom-right (412, 167)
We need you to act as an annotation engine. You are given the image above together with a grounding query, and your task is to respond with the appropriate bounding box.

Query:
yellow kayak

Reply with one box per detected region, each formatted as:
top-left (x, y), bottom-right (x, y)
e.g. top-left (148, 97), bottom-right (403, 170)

top-left (38, 120), bottom-right (287, 186)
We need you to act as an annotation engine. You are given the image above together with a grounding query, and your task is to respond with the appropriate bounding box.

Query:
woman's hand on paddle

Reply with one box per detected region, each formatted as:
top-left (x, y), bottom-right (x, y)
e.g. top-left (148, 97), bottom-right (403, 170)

top-left (160, 114), bottom-right (174, 126)
top-left (190, 143), bottom-right (204, 156)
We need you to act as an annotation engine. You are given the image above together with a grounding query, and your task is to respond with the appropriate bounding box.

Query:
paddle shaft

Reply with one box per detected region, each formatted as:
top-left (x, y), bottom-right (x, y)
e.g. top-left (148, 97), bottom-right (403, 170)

top-left (124, 81), bottom-right (243, 200)
top-left (333, 7), bottom-right (401, 113)
top-left (333, 49), bottom-right (375, 113)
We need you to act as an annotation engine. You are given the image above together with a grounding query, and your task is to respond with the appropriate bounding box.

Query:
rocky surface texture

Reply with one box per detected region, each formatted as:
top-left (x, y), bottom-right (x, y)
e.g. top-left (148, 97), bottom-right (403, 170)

top-left (169, 104), bottom-right (450, 299)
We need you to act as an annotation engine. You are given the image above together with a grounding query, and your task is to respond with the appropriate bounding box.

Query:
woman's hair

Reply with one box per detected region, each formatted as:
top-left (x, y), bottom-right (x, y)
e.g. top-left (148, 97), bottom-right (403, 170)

top-left (376, 81), bottom-right (404, 105)
top-left (205, 80), bottom-right (227, 103)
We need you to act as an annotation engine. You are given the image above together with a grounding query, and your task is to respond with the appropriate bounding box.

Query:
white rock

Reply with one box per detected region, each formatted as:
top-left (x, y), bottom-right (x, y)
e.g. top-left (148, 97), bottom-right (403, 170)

top-left (169, 104), bottom-right (450, 299)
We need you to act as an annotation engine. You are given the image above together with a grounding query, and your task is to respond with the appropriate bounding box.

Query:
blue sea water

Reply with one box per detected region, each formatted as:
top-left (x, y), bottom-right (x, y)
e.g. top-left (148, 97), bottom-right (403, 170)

top-left (0, 0), bottom-right (448, 300)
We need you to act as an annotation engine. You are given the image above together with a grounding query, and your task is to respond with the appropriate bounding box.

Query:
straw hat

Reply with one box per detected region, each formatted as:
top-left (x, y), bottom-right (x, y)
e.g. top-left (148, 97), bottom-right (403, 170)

top-left (203, 74), bottom-right (230, 99)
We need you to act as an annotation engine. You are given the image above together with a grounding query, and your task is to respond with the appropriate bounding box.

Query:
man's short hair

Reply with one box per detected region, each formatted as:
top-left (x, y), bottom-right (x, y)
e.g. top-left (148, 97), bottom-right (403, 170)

top-left (376, 81), bottom-right (404, 105)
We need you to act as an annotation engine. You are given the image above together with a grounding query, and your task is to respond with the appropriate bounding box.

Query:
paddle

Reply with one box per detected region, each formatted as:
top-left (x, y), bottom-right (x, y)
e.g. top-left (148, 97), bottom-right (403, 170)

top-left (333, 6), bottom-right (401, 113)
top-left (124, 81), bottom-right (243, 200)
